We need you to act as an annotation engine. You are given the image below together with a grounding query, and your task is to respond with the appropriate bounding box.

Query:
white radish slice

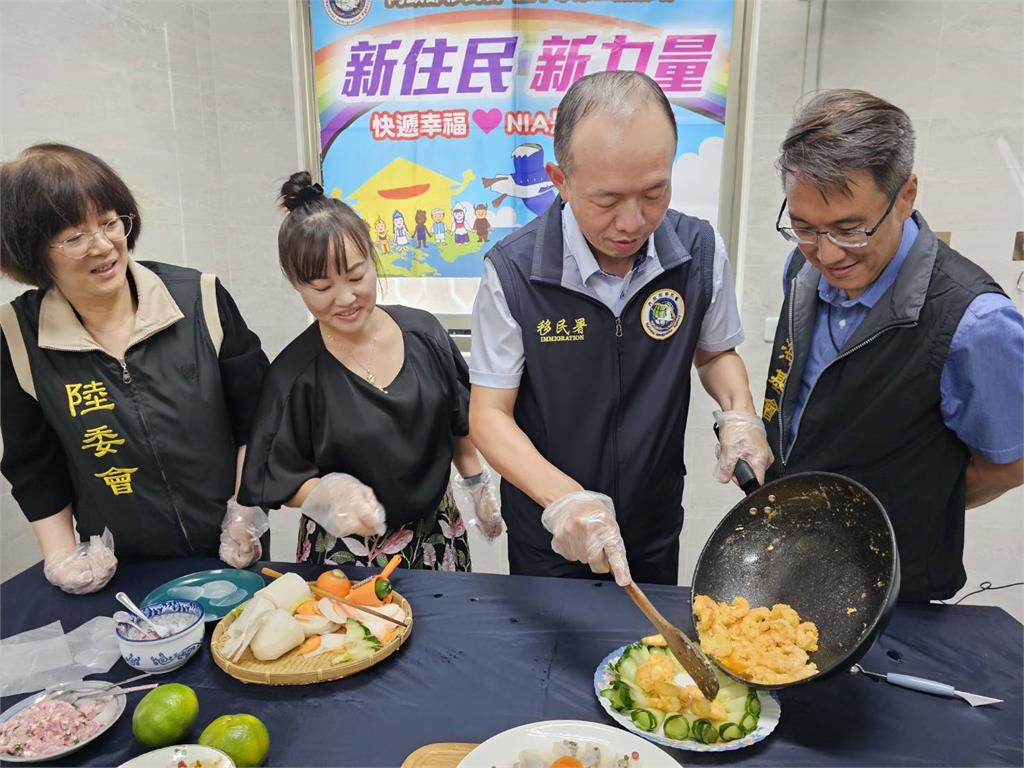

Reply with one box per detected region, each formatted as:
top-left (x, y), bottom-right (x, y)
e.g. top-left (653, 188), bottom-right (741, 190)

top-left (317, 597), bottom-right (350, 624)
top-left (344, 603), bottom-right (406, 641)
top-left (221, 594), bottom-right (275, 662)
top-left (256, 572), bottom-right (312, 610)
top-left (294, 614), bottom-right (339, 637)
top-left (301, 632), bottom-right (348, 657)
top-left (250, 609), bottom-right (305, 661)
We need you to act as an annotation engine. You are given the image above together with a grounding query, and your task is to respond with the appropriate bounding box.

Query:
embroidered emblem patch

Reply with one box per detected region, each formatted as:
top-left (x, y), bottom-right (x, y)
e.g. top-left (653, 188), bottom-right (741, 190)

top-left (641, 289), bottom-right (684, 340)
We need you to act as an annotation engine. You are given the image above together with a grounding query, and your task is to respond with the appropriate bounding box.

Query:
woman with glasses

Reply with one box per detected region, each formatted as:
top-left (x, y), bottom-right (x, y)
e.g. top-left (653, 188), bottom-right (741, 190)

top-left (0, 144), bottom-right (270, 594)
top-left (237, 173), bottom-right (503, 571)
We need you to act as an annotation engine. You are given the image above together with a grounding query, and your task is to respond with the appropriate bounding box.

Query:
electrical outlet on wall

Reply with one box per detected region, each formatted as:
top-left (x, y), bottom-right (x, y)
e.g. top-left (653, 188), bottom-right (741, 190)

top-left (763, 317), bottom-right (778, 342)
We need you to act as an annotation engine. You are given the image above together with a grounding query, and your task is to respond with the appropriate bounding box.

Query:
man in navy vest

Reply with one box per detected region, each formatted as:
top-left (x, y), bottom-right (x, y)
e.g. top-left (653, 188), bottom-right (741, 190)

top-left (469, 72), bottom-right (772, 586)
top-left (765, 89), bottom-right (1024, 601)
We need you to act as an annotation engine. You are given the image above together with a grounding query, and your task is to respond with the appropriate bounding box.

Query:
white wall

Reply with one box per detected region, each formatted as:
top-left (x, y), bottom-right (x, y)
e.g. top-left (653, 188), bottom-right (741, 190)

top-left (0, 0), bottom-right (309, 580)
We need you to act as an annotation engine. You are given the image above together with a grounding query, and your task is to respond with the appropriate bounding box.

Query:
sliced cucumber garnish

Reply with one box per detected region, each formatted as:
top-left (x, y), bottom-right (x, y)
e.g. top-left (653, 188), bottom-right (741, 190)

top-left (630, 708), bottom-right (660, 732)
top-left (663, 714), bottom-right (689, 741)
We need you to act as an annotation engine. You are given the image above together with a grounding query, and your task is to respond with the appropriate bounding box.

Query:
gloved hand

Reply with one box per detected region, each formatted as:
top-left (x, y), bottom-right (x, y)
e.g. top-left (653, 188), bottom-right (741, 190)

top-left (713, 409), bottom-right (774, 485)
top-left (454, 469), bottom-right (504, 541)
top-left (301, 473), bottom-right (387, 539)
top-left (541, 491), bottom-right (632, 586)
top-left (43, 529), bottom-right (117, 595)
top-left (219, 497), bottom-right (270, 568)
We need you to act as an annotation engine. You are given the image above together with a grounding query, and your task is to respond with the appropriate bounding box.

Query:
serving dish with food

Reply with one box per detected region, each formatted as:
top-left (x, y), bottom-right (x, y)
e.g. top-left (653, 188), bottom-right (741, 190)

top-left (210, 559), bottom-right (412, 685)
top-left (594, 636), bottom-right (780, 752)
top-left (0, 681), bottom-right (127, 763)
top-left (116, 599), bottom-right (206, 674)
top-left (458, 720), bottom-right (678, 768)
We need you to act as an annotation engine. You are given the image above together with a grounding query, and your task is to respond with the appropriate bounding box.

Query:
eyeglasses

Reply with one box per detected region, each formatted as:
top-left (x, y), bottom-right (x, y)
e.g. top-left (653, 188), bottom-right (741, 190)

top-left (49, 215), bottom-right (134, 259)
top-left (775, 193), bottom-right (898, 249)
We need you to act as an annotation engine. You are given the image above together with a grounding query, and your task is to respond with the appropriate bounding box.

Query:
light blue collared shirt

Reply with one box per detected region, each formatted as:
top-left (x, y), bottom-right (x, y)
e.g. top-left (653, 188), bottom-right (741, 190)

top-left (470, 204), bottom-right (744, 388)
top-left (784, 215), bottom-right (1024, 463)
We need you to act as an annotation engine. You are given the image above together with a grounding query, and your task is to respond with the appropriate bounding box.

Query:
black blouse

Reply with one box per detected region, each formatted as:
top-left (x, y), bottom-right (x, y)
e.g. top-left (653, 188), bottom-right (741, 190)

top-left (238, 306), bottom-right (469, 529)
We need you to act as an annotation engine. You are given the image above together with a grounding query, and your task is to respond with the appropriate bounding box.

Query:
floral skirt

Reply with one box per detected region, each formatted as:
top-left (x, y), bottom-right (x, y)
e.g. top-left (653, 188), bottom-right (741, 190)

top-left (296, 487), bottom-right (472, 572)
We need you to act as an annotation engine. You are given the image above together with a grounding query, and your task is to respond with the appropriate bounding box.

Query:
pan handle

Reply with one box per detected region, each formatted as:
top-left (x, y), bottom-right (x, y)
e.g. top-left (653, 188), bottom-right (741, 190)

top-left (733, 459), bottom-right (761, 496)
top-left (713, 423), bottom-right (762, 496)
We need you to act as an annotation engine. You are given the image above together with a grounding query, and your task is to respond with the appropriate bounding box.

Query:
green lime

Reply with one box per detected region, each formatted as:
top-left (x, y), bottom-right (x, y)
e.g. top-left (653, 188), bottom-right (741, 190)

top-left (131, 683), bottom-right (199, 747)
top-left (199, 713), bottom-right (270, 767)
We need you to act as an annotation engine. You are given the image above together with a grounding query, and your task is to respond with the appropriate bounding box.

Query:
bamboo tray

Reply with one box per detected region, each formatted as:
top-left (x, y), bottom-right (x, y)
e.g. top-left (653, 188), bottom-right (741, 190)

top-left (401, 742), bottom-right (476, 768)
top-left (210, 591), bottom-right (413, 685)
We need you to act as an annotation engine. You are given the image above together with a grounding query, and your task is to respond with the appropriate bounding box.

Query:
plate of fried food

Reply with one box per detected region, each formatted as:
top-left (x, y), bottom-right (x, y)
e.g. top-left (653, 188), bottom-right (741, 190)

top-left (211, 558), bottom-right (412, 685)
top-left (594, 634), bottom-right (780, 753)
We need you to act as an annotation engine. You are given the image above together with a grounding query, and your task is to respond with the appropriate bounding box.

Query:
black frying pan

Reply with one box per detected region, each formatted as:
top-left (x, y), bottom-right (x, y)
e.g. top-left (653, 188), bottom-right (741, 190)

top-left (690, 460), bottom-right (900, 690)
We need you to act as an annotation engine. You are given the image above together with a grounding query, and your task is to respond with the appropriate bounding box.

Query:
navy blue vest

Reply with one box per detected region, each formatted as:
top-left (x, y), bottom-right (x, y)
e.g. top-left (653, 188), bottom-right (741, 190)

top-left (488, 202), bottom-right (715, 584)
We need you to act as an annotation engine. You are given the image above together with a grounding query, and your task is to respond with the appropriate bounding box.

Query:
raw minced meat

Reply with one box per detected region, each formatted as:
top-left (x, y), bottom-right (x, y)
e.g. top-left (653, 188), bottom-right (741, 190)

top-left (0, 697), bottom-right (107, 758)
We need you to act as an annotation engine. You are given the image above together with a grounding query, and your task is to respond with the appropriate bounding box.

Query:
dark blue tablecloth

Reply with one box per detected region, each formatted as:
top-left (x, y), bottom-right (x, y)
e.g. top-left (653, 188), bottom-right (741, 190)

top-left (2, 559), bottom-right (1022, 767)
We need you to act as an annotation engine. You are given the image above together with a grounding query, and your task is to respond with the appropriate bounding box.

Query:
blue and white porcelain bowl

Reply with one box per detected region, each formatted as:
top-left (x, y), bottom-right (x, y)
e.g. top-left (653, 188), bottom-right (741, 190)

top-left (115, 599), bottom-right (204, 674)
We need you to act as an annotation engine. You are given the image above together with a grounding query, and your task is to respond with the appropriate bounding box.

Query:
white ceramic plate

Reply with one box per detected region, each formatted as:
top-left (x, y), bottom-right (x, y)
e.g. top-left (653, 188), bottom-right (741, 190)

top-left (458, 719), bottom-right (680, 768)
top-left (118, 743), bottom-right (236, 768)
top-left (0, 681), bottom-right (126, 763)
top-left (593, 646), bottom-right (781, 753)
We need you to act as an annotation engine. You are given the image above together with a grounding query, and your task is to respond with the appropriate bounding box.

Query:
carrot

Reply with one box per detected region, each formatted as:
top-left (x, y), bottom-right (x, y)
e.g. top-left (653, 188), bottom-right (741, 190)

top-left (347, 577), bottom-right (389, 607)
top-left (380, 555), bottom-right (402, 581)
top-left (315, 569), bottom-right (352, 599)
top-left (381, 629), bottom-right (396, 645)
top-left (297, 636), bottom-right (321, 655)
top-left (294, 598), bottom-right (320, 616)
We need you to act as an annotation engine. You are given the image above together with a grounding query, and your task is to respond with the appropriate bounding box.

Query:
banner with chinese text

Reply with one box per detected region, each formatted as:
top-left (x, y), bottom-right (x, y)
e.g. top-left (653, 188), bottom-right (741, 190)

top-left (311, 0), bottom-right (734, 279)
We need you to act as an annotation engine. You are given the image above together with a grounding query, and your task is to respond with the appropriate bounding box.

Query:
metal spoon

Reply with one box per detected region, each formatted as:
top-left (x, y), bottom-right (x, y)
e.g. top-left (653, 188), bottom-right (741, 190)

top-left (113, 610), bottom-right (156, 638)
top-left (115, 592), bottom-right (167, 638)
top-left (45, 672), bottom-right (152, 702)
top-left (850, 663), bottom-right (1003, 707)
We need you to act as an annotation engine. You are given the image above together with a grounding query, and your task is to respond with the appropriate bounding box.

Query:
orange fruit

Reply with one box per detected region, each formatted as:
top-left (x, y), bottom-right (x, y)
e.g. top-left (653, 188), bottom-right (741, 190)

top-left (199, 713), bottom-right (270, 767)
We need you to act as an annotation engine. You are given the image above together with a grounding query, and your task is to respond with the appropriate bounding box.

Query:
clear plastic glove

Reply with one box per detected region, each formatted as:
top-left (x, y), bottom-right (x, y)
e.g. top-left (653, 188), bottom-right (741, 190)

top-left (301, 473), bottom-right (386, 539)
top-left (713, 409), bottom-right (775, 484)
top-left (454, 469), bottom-right (504, 541)
top-left (43, 529), bottom-right (117, 595)
top-left (219, 497), bottom-right (270, 568)
top-left (541, 491), bottom-right (632, 586)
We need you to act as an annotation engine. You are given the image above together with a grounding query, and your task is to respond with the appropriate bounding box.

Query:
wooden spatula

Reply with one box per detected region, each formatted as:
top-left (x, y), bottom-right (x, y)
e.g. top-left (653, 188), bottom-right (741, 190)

top-left (624, 582), bottom-right (719, 700)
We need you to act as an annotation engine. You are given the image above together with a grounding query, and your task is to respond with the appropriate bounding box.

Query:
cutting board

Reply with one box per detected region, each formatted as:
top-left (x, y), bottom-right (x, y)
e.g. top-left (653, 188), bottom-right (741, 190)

top-left (401, 742), bottom-right (478, 768)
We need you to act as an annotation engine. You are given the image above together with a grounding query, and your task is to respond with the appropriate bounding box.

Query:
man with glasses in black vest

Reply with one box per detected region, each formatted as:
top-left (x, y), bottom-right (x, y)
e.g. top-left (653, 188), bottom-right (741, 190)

top-left (765, 89), bottom-right (1024, 602)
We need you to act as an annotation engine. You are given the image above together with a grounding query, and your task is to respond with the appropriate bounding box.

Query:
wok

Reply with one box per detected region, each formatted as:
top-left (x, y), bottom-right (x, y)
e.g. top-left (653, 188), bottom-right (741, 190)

top-left (690, 461), bottom-right (900, 690)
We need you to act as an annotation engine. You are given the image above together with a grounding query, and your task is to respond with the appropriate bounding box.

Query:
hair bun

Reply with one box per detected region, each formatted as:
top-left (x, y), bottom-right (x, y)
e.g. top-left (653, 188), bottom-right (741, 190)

top-left (279, 172), bottom-right (324, 212)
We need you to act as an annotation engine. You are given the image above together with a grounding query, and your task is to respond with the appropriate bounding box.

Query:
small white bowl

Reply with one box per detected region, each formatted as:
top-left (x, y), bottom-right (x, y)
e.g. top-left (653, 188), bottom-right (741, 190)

top-left (115, 599), bottom-right (204, 674)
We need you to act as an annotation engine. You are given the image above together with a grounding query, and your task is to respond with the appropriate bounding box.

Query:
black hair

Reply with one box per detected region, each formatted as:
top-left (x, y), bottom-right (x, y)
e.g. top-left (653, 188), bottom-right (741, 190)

top-left (277, 172), bottom-right (379, 284)
top-left (1, 144), bottom-right (142, 287)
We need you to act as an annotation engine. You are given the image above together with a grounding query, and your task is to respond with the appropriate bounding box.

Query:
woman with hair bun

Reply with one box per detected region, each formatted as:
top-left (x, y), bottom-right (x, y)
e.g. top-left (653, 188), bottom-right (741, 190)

top-left (0, 144), bottom-right (270, 593)
top-left (238, 173), bottom-right (502, 570)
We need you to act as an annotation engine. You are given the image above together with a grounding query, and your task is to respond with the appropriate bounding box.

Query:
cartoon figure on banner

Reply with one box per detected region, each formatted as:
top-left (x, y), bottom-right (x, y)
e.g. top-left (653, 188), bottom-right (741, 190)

top-left (451, 202), bottom-right (472, 245)
top-left (431, 209), bottom-right (447, 245)
top-left (374, 217), bottom-right (390, 255)
top-left (393, 210), bottom-right (409, 247)
top-left (482, 143), bottom-right (557, 217)
top-left (414, 209), bottom-right (429, 248)
top-left (345, 157), bottom-right (472, 243)
top-left (474, 203), bottom-right (492, 243)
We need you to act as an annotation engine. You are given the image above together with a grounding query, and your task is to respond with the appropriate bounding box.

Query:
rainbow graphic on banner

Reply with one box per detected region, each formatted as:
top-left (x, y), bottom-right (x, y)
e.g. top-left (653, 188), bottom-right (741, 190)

top-left (314, 8), bottom-right (730, 155)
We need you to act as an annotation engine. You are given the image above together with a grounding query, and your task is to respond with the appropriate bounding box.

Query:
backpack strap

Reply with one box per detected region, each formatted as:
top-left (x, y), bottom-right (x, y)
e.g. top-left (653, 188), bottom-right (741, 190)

top-left (0, 303), bottom-right (37, 400)
top-left (199, 273), bottom-right (223, 356)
